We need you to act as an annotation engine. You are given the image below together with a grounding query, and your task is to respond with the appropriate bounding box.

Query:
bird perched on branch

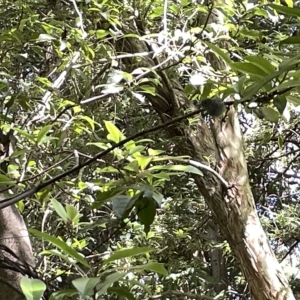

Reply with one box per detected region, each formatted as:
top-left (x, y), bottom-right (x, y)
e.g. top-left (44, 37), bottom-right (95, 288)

top-left (199, 98), bottom-right (227, 117)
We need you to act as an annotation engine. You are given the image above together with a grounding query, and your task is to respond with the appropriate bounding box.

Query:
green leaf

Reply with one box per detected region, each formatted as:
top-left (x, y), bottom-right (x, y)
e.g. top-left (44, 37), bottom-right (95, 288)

top-left (36, 125), bottom-right (53, 145)
top-left (96, 189), bottom-right (122, 203)
top-left (124, 160), bottom-right (140, 172)
top-left (286, 95), bottom-right (300, 105)
top-left (13, 127), bottom-right (36, 143)
top-left (112, 195), bottom-right (131, 218)
top-left (135, 138), bottom-right (154, 144)
top-left (148, 149), bottom-right (165, 156)
top-left (279, 36), bottom-right (300, 48)
top-left (230, 62), bottom-right (267, 77)
top-left (105, 247), bottom-right (154, 263)
top-left (244, 56), bottom-right (275, 74)
top-left (242, 63), bottom-right (296, 100)
top-left (129, 145), bottom-right (145, 155)
top-left (107, 287), bottom-right (135, 300)
top-left (66, 204), bottom-right (82, 224)
top-left (0, 174), bottom-right (15, 185)
top-left (29, 229), bottom-right (90, 268)
top-left (203, 42), bottom-right (232, 65)
top-left (42, 249), bottom-right (74, 262)
top-left (274, 96), bottom-right (287, 114)
top-left (87, 142), bottom-right (109, 150)
top-left (20, 277), bottom-right (46, 300)
top-left (141, 261), bottom-right (168, 276)
top-left (279, 54), bottom-right (300, 69)
top-left (136, 197), bottom-right (156, 234)
top-left (270, 79), bottom-right (300, 92)
top-left (149, 7), bottom-right (164, 18)
top-left (97, 272), bottom-right (126, 296)
top-left (284, 0), bottom-right (293, 7)
top-left (140, 85), bottom-right (156, 96)
top-left (104, 121), bottom-right (125, 143)
top-left (268, 4), bottom-right (300, 17)
top-left (49, 289), bottom-right (78, 300)
top-left (136, 155), bottom-right (153, 169)
top-left (124, 140), bottom-right (136, 150)
top-left (77, 116), bottom-right (95, 131)
top-left (72, 278), bottom-right (99, 297)
top-left (183, 84), bottom-right (194, 96)
top-left (232, 75), bottom-right (247, 94)
top-left (51, 199), bottom-right (68, 222)
top-left (148, 164), bottom-right (203, 176)
top-left (259, 107), bottom-right (280, 123)
top-left (38, 34), bottom-right (56, 41)
top-left (152, 172), bottom-right (170, 180)
top-left (95, 29), bottom-right (110, 39)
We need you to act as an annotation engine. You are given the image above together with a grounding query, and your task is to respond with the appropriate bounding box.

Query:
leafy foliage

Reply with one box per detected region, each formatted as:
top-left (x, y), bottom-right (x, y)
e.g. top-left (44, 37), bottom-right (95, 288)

top-left (1, 0), bottom-right (300, 299)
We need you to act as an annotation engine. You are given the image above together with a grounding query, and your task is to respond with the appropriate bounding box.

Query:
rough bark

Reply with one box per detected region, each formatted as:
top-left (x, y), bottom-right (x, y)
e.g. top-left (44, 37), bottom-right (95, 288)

top-left (0, 131), bottom-right (34, 299)
top-left (207, 226), bottom-right (227, 293)
top-left (113, 21), bottom-right (296, 300)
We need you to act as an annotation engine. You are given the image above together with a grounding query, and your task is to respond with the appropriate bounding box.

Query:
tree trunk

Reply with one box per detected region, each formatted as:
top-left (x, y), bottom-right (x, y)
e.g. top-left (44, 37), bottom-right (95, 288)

top-left (207, 226), bottom-right (227, 293)
top-left (0, 131), bottom-right (34, 299)
top-left (113, 20), bottom-right (296, 300)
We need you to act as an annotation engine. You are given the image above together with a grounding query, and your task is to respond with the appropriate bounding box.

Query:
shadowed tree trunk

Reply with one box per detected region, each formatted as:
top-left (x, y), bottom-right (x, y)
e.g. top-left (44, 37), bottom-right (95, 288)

top-left (207, 226), bottom-right (227, 293)
top-left (111, 9), bottom-right (296, 300)
top-left (0, 131), bottom-right (34, 299)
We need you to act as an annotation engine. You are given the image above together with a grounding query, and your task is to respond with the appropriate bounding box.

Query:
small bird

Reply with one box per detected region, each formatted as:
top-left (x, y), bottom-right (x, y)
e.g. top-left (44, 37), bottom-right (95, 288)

top-left (199, 98), bottom-right (227, 117)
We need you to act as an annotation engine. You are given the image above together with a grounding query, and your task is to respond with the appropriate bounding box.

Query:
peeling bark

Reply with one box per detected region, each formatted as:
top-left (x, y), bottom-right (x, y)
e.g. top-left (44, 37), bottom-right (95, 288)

top-left (114, 22), bottom-right (296, 300)
top-left (0, 131), bottom-right (34, 299)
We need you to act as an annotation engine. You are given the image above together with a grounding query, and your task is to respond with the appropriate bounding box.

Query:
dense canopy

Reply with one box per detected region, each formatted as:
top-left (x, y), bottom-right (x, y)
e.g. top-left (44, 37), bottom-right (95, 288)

top-left (1, 0), bottom-right (300, 300)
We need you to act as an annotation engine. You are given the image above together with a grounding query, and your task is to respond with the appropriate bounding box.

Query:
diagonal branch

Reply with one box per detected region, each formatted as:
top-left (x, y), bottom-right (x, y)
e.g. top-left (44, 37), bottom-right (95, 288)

top-left (0, 108), bottom-right (204, 210)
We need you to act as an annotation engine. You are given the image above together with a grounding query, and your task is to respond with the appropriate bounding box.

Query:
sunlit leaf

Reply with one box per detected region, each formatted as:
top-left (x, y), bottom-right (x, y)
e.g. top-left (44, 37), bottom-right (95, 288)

top-left (268, 4), bottom-right (300, 17)
top-left (66, 204), bottom-right (82, 224)
top-left (105, 247), bottom-right (154, 263)
top-left (86, 142), bottom-right (109, 150)
top-left (95, 29), bottom-right (110, 39)
top-left (72, 278), bottom-right (99, 297)
top-left (230, 62), bottom-right (267, 77)
top-left (129, 145), bottom-right (145, 155)
top-left (137, 261), bottom-right (168, 276)
top-left (38, 34), bottom-right (56, 41)
top-left (36, 125), bottom-right (53, 145)
top-left (244, 56), bottom-right (275, 74)
top-left (51, 199), bottom-right (68, 222)
top-left (242, 63), bottom-right (297, 100)
top-left (104, 121), bottom-right (125, 143)
top-left (136, 155), bottom-right (153, 169)
top-left (124, 160), bottom-right (139, 172)
top-left (140, 85), bottom-right (156, 96)
top-left (20, 277), bottom-right (46, 300)
top-left (77, 116), bottom-right (95, 131)
top-left (29, 229), bottom-right (90, 267)
top-left (148, 164), bottom-right (203, 176)
top-left (149, 7), bottom-right (164, 18)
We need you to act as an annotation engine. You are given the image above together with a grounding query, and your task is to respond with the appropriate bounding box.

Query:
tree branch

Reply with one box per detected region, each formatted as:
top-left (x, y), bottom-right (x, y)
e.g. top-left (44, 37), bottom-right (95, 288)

top-left (0, 109), bottom-right (204, 209)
